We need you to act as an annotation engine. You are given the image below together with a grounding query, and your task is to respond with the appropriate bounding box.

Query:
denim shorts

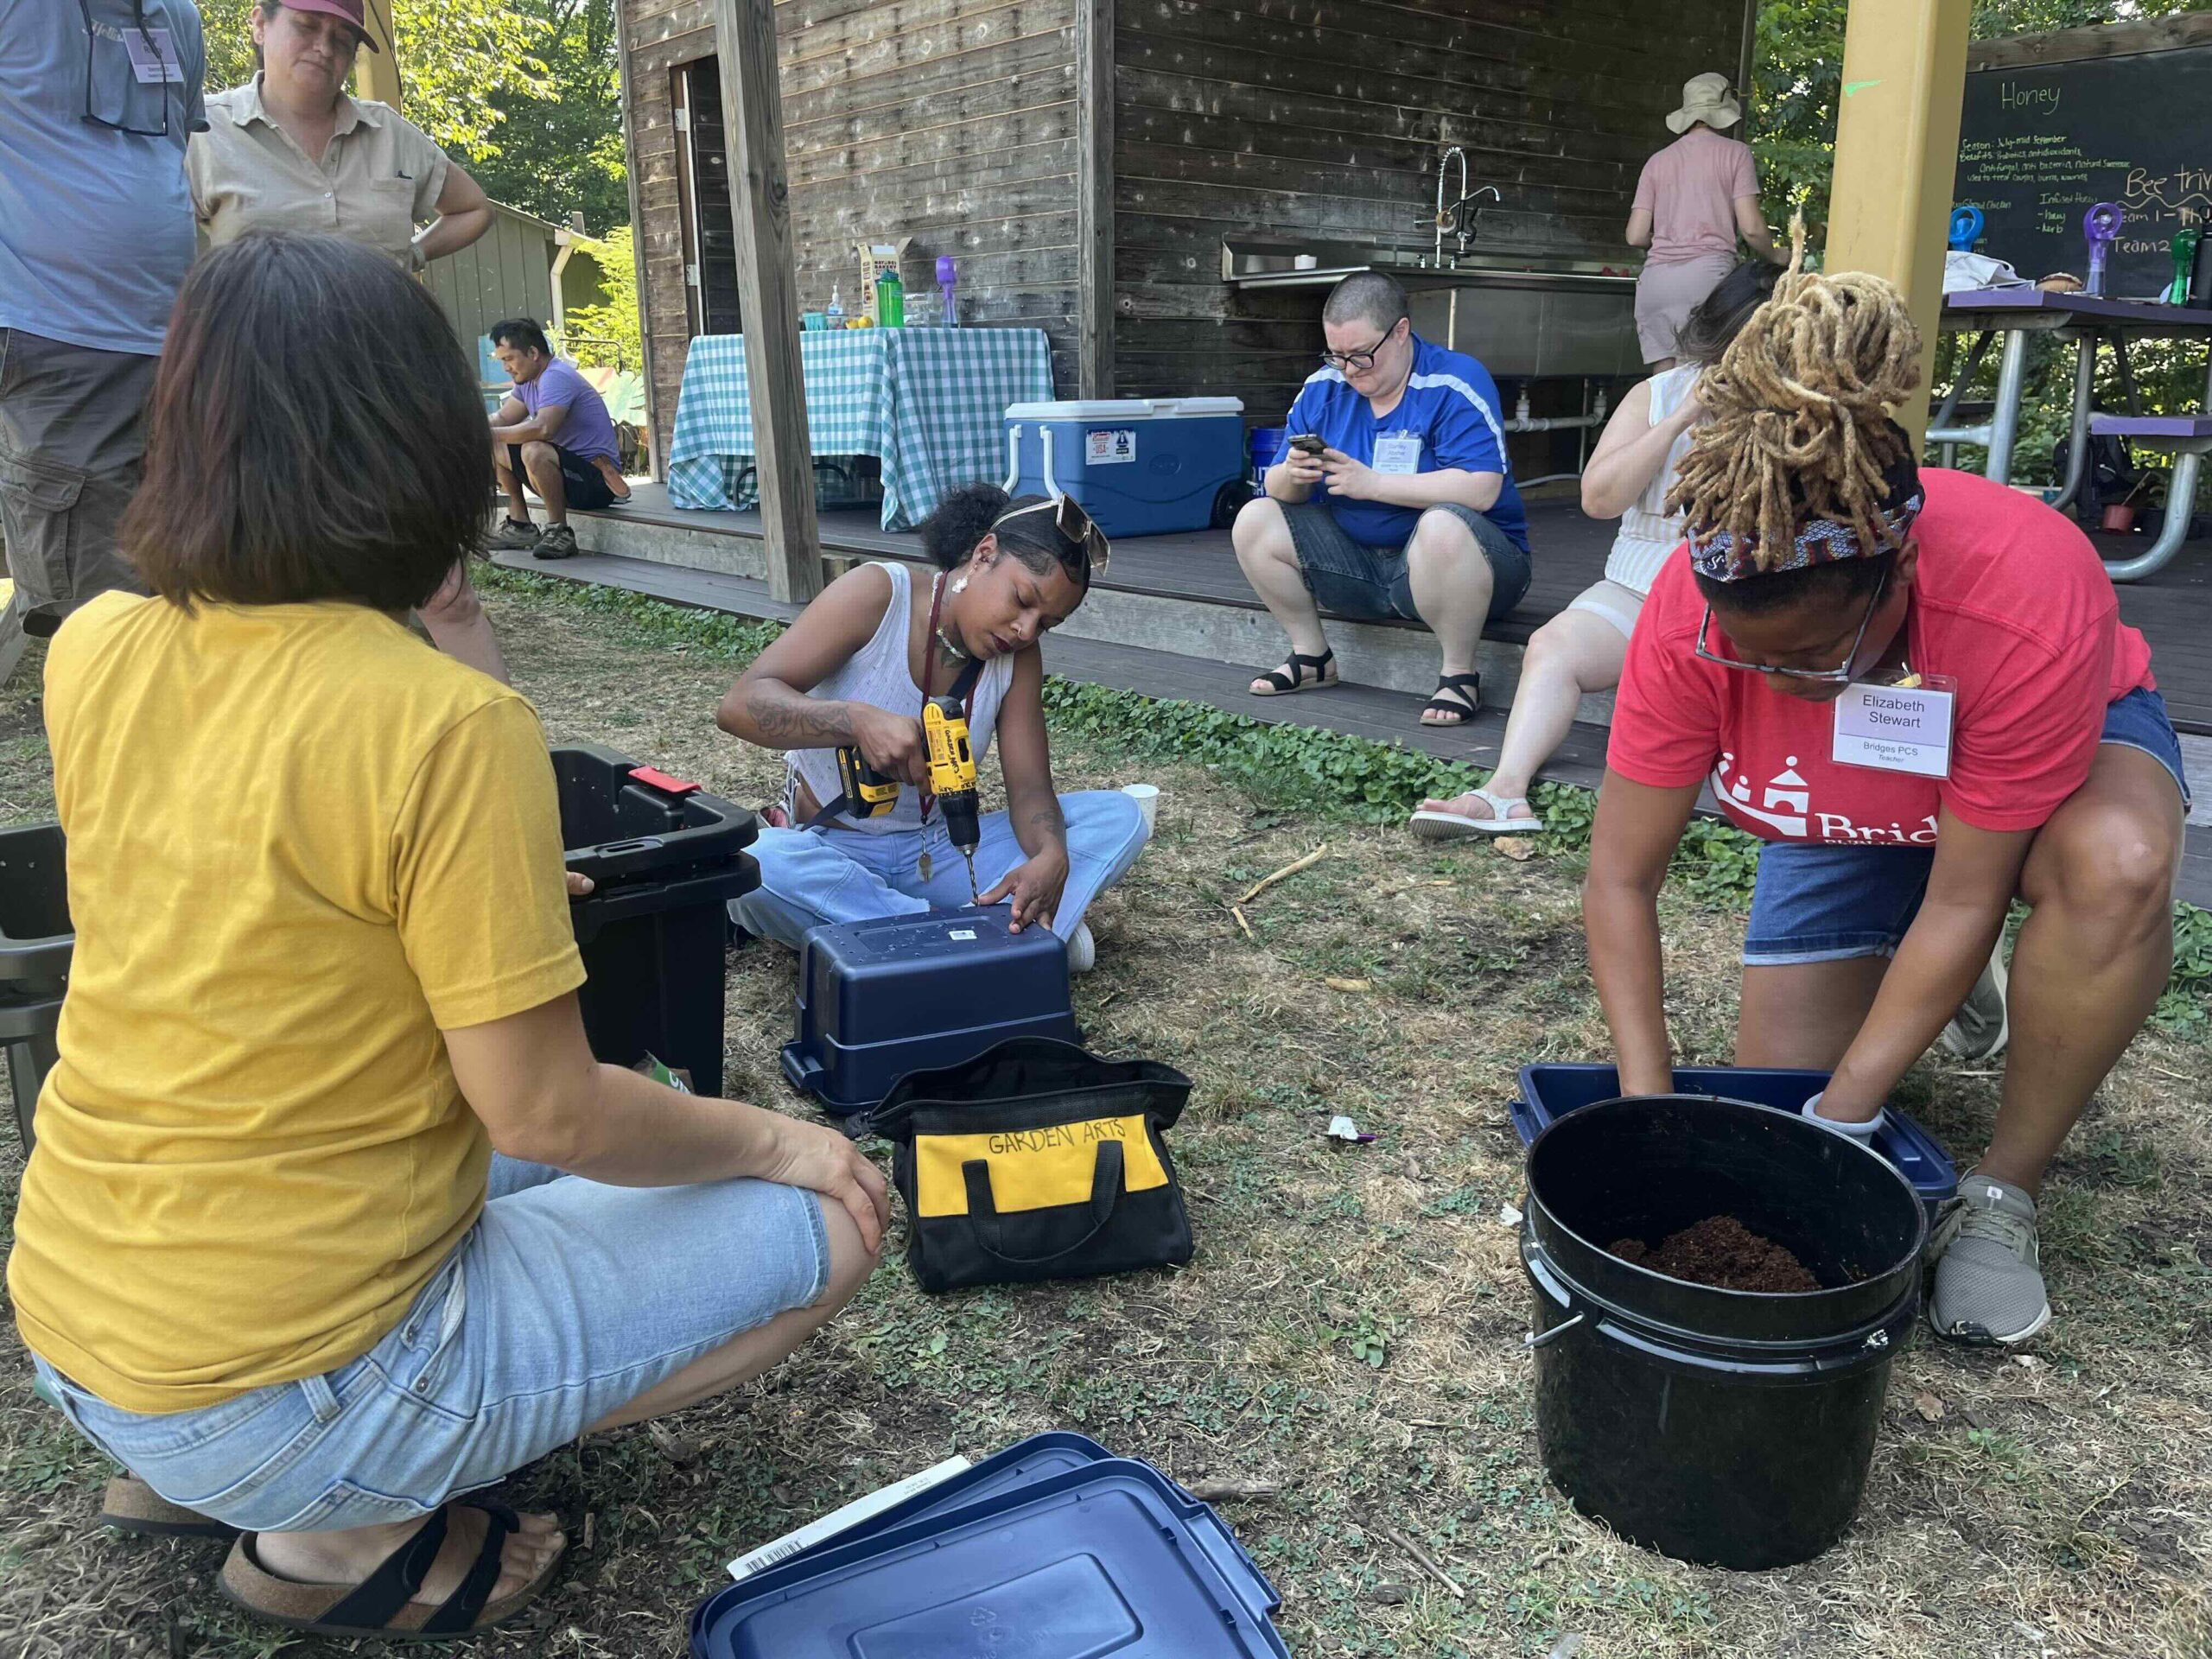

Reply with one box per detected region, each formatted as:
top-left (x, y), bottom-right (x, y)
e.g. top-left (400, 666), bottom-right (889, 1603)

top-left (1744, 686), bottom-right (2190, 965)
top-left (31, 1156), bottom-right (830, 1533)
top-left (1282, 500), bottom-right (1532, 624)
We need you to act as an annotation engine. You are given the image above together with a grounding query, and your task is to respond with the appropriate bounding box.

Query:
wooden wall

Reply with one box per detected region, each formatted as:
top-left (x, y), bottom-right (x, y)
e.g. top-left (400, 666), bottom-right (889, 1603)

top-left (1111, 0), bottom-right (1755, 423)
top-left (622, 0), bottom-right (1084, 469)
top-left (423, 205), bottom-right (557, 365)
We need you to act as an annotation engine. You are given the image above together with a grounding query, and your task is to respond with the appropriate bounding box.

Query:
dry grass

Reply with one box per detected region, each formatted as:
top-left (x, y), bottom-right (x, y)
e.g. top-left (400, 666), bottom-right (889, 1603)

top-left (2, 585), bottom-right (2209, 1658)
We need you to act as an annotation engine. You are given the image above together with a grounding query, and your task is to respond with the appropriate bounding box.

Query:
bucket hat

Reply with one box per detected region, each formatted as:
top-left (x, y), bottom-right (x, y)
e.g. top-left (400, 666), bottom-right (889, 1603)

top-left (1667, 72), bottom-right (1740, 133)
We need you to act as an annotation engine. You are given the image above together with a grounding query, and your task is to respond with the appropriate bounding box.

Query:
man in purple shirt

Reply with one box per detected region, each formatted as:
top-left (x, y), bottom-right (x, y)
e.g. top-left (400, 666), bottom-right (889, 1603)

top-left (486, 317), bottom-right (630, 560)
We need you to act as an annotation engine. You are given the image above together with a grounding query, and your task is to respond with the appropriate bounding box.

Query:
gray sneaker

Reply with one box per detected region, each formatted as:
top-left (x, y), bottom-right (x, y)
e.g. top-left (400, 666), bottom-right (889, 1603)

top-left (1938, 943), bottom-right (2009, 1061)
top-left (487, 517), bottom-right (540, 551)
top-left (1927, 1173), bottom-right (2050, 1344)
top-left (532, 524), bottom-right (579, 560)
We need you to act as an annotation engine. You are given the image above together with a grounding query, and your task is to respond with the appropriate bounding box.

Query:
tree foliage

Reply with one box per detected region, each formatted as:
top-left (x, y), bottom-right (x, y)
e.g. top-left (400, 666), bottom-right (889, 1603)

top-left (563, 225), bottom-right (644, 372)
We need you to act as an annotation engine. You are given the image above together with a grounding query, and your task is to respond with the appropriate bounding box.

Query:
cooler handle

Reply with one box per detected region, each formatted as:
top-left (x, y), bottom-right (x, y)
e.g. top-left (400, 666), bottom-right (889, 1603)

top-left (1040, 425), bottom-right (1064, 502)
top-left (1002, 423), bottom-right (1022, 493)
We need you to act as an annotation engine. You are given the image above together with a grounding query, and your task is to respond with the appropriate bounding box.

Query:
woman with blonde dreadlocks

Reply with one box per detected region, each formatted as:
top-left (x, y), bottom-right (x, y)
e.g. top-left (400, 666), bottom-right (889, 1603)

top-left (1584, 243), bottom-right (2186, 1348)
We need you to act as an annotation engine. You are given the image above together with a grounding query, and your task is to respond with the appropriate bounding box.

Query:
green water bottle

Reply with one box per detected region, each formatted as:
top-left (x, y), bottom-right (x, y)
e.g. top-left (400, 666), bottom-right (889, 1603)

top-left (2170, 228), bottom-right (2202, 306)
top-left (875, 266), bottom-right (906, 328)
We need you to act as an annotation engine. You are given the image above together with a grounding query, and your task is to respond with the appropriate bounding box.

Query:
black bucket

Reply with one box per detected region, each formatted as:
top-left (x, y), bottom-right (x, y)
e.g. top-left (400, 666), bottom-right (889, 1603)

top-left (1521, 1095), bottom-right (1927, 1570)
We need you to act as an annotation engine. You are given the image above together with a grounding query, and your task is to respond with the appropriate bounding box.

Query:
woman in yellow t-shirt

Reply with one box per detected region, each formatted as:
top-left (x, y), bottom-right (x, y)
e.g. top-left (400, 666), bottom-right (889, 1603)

top-left (6, 232), bottom-right (887, 1643)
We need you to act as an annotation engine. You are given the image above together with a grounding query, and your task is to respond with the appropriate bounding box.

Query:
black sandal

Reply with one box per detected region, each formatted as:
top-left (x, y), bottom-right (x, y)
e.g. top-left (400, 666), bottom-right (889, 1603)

top-left (1421, 672), bottom-right (1481, 726)
top-left (1250, 648), bottom-right (1338, 696)
top-left (218, 1499), bottom-right (563, 1641)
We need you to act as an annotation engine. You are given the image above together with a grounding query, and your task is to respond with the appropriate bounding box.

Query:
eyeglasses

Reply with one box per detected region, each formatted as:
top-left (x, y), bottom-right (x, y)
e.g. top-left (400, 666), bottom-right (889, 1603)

top-left (78, 0), bottom-right (175, 139)
top-left (1694, 566), bottom-right (1891, 683)
top-left (1319, 319), bottom-right (1405, 373)
top-left (994, 494), bottom-right (1112, 580)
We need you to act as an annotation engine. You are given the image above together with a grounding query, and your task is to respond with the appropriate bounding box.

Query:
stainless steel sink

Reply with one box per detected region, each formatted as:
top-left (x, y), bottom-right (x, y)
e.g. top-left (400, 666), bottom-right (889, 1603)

top-left (1222, 236), bottom-right (1643, 379)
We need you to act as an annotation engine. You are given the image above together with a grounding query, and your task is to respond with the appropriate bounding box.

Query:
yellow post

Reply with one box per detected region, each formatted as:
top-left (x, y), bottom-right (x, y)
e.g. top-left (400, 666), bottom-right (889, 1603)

top-left (354, 0), bottom-right (403, 111)
top-left (1824, 0), bottom-right (1974, 439)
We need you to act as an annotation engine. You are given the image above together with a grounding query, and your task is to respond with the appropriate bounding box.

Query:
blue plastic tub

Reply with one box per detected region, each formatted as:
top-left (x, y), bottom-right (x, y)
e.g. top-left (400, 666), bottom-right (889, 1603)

top-left (1249, 425), bottom-right (1287, 482)
top-left (780, 910), bottom-right (1077, 1116)
top-left (753, 1433), bottom-right (1281, 1624)
top-left (1004, 397), bottom-right (1247, 537)
top-left (690, 1459), bottom-right (1289, 1659)
top-left (1510, 1064), bottom-right (1958, 1216)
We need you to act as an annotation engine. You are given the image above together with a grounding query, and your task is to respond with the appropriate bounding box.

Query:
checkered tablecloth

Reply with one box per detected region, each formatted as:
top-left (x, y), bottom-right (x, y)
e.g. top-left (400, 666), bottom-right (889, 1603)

top-left (665, 328), bottom-right (1054, 530)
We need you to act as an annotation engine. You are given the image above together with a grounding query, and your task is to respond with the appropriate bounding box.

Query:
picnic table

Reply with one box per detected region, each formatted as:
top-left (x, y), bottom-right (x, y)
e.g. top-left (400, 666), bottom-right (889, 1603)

top-left (665, 328), bottom-right (1054, 531)
top-left (1936, 289), bottom-right (2212, 580)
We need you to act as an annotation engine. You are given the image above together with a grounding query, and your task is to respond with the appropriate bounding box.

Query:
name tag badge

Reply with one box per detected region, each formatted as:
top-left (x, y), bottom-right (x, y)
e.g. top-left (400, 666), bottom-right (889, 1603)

top-left (123, 26), bottom-right (186, 84)
top-left (1832, 675), bottom-right (1956, 779)
top-left (1371, 435), bottom-right (1423, 475)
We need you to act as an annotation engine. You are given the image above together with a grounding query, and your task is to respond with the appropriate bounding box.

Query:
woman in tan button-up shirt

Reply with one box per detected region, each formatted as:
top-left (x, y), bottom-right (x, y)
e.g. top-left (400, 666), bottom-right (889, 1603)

top-left (187, 0), bottom-right (509, 683)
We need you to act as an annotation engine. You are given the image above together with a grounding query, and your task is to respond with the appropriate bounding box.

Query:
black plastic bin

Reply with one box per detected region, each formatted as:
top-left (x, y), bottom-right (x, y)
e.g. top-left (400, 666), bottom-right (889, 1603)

top-left (1521, 1095), bottom-right (1927, 1570)
top-left (555, 745), bottom-right (759, 1099)
top-left (0, 823), bottom-right (73, 1150)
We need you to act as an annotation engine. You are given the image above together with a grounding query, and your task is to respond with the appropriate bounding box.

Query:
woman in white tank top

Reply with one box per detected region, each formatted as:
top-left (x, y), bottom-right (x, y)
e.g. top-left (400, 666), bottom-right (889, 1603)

top-left (1409, 261), bottom-right (1780, 837)
top-left (717, 485), bottom-right (1151, 971)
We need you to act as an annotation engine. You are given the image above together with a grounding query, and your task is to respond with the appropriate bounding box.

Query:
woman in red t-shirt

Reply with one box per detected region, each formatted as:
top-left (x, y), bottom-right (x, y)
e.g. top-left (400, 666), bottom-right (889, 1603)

top-left (1585, 259), bottom-right (2188, 1347)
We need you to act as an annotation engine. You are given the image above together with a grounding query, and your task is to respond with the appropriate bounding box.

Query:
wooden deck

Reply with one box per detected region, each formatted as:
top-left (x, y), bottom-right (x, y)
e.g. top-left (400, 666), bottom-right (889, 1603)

top-left (575, 484), bottom-right (2212, 732)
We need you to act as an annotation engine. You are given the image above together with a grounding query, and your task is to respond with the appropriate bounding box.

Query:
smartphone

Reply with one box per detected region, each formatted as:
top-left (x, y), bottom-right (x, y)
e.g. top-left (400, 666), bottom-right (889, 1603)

top-left (1287, 434), bottom-right (1328, 457)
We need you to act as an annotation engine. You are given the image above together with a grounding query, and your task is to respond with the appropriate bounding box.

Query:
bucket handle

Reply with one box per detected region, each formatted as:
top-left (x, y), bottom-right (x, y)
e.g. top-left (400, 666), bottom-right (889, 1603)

top-left (1522, 1313), bottom-right (1586, 1351)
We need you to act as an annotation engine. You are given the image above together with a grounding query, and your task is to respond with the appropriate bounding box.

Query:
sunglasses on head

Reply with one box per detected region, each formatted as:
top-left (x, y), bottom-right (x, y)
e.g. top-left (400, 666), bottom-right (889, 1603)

top-left (993, 495), bottom-right (1112, 579)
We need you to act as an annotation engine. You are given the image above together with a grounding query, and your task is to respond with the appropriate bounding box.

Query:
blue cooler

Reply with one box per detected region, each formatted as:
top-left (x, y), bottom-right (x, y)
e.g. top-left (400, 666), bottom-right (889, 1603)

top-left (1003, 398), bottom-right (1246, 537)
top-left (781, 911), bottom-right (1078, 1116)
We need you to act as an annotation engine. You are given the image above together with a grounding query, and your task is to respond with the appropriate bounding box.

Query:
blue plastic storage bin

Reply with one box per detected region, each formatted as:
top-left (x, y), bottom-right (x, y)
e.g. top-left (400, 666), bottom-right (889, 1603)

top-left (1004, 397), bottom-right (1246, 537)
top-left (781, 910), bottom-right (1077, 1116)
top-left (690, 1459), bottom-right (1290, 1659)
top-left (1509, 1064), bottom-right (1959, 1217)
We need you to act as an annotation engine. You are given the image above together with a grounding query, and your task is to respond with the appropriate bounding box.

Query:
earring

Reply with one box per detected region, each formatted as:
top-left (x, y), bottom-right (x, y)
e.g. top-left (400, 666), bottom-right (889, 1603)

top-left (950, 577), bottom-right (968, 594)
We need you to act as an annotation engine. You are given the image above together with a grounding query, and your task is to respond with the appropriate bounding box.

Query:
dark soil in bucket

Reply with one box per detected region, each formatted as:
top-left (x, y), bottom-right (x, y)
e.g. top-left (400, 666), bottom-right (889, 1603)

top-left (1609, 1216), bottom-right (1821, 1293)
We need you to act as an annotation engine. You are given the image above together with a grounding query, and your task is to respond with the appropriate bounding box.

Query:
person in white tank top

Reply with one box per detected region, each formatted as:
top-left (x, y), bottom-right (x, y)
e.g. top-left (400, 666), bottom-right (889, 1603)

top-left (1409, 261), bottom-right (1780, 837)
top-left (717, 484), bottom-right (1151, 972)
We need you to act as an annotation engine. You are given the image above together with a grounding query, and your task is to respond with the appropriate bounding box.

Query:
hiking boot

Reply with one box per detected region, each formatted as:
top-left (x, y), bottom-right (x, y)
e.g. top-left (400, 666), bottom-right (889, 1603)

top-left (532, 524), bottom-right (579, 561)
top-left (1927, 1172), bottom-right (2050, 1345)
top-left (1938, 944), bottom-right (2009, 1061)
top-left (487, 517), bottom-right (540, 551)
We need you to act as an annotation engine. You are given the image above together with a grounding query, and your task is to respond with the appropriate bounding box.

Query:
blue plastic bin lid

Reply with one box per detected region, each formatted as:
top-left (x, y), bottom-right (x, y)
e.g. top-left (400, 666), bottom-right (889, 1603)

top-left (750, 1433), bottom-right (1280, 1623)
top-left (1510, 1063), bottom-right (1959, 1206)
top-left (690, 1460), bottom-right (1289, 1659)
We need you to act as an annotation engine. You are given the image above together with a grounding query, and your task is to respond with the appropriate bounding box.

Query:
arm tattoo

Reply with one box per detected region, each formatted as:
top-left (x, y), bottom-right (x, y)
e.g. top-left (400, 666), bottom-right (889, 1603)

top-left (743, 683), bottom-right (853, 748)
top-left (1019, 791), bottom-right (1066, 849)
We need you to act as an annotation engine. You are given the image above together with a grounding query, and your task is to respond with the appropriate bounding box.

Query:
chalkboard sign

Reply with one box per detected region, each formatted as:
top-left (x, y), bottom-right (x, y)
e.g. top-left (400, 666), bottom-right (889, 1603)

top-left (1956, 48), bottom-right (2212, 300)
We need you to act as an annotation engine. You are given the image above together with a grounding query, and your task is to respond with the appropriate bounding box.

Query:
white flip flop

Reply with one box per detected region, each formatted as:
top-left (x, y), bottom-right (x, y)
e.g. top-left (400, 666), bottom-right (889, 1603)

top-left (1408, 786), bottom-right (1541, 839)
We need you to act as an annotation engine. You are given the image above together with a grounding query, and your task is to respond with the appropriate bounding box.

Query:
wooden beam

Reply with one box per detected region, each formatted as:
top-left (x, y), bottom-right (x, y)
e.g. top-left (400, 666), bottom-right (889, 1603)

top-left (356, 0), bottom-right (401, 109)
top-left (613, 4), bottom-right (660, 479)
top-left (1967, 13), bottom-right (2212, 72)
top-left (1077, 0), bottom-right (1115, 398)
top-left (1826, 0), bottom-right (1973, 441)
top-left (711, 0), bottom-right (823, 603)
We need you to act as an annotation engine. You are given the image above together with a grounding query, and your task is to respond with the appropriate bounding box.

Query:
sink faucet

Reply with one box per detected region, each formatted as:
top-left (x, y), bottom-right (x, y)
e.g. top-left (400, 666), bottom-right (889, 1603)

top-left (1449, 185), bottom-right (1503, 259)
top-left (1434, 146), bottom-right (1468, 267)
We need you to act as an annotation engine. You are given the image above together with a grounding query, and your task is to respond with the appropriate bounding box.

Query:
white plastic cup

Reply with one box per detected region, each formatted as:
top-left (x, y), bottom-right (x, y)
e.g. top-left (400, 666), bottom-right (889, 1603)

top-left (1122, 783), bottom-right (1160, 833)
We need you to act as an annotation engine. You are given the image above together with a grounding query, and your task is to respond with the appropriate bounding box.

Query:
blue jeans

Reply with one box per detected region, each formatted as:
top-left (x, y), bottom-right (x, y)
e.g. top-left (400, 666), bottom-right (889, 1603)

top-left (732, 788), bottom-right (1150, 948)
top-left (1744, 687), bottom-right (2190, 965)
top-left (1281, 500), bottom-right (1533, 624)
top-left (31, 1157), bottom-right (830, 1533)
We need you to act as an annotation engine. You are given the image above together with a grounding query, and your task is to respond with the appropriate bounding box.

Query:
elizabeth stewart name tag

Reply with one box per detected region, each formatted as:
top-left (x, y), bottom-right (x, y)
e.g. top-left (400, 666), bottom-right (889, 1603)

top-left (1832, 678), bottom-right (1955, 779)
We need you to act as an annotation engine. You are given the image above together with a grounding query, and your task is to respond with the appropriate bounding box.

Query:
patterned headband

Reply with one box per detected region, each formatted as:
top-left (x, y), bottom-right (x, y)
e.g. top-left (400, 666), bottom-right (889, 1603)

top-left (1688, 447), bottom-right (1923, 584)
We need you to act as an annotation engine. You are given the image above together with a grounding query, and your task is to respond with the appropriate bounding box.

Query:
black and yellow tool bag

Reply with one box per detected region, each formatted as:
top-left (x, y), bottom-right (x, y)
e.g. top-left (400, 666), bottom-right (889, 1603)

top-left (856, 1038), bottom-right (1194, 1294)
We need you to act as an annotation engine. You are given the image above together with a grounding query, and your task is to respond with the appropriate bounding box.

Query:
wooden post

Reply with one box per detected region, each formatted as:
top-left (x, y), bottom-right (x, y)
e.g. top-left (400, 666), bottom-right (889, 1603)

top-left (713, 0), bottom-right (823, 603)
top-left (1825, 0), bottom-right (1974, 440)
top-left (1076, 0), bottom-right (1116, 399)
top-left (613, 3), bottom-right (661, 479)
top-left (356, 0), bottom-right (402, 109)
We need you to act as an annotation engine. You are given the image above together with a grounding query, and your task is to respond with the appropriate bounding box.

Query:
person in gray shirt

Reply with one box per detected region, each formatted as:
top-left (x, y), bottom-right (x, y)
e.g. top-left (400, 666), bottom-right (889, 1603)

top-left (0, 0), bottom-right (206, 683)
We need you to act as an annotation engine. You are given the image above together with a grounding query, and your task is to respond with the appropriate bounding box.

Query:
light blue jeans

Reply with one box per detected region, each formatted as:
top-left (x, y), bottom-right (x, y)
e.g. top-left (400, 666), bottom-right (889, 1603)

top-left (732, 788), bottom-right (1151, 948)
top-left (31, 1157), bottom-right (830, 1533)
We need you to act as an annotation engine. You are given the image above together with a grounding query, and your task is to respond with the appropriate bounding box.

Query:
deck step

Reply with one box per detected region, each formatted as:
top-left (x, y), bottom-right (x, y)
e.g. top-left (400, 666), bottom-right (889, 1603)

top-left (556, 502), bottom-right (1616, 725)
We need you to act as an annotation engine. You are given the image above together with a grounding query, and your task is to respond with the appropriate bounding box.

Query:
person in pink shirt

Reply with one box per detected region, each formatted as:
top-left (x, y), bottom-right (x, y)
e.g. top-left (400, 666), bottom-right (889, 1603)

top-left (1586, 259), bottom-right (2186, 1348)
top-left (1629, 73), bottom-right (1784, 366)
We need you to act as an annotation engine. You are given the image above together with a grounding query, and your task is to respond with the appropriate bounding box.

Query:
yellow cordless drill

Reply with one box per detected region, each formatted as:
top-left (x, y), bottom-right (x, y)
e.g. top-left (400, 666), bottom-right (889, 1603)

top-left (923, 695), bottom-right (982, 903)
